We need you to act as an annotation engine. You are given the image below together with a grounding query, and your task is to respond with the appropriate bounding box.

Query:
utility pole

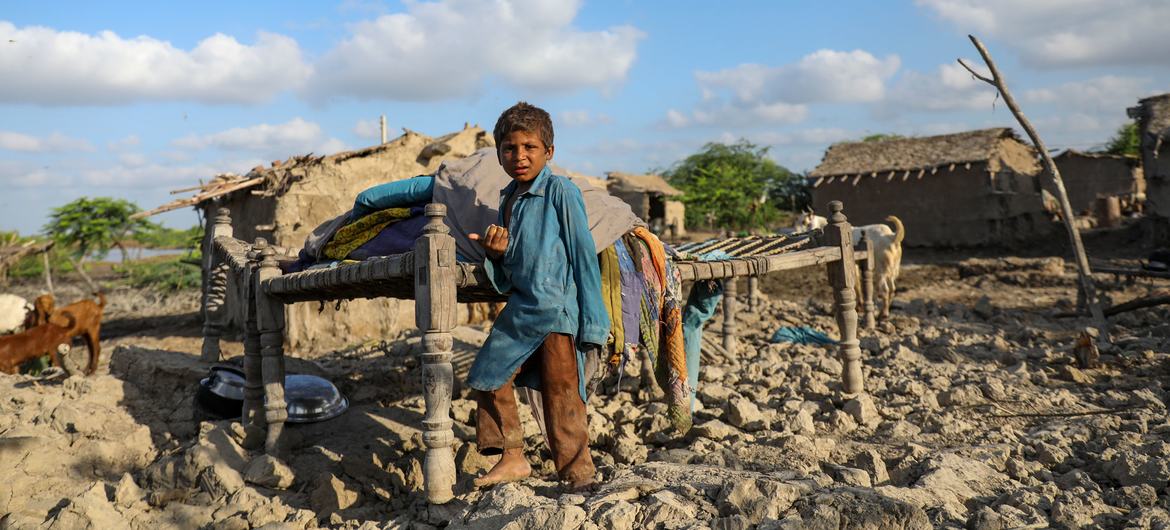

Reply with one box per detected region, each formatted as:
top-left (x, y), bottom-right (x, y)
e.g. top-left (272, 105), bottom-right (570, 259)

top-left (380, 115), bottom-right (387, 145)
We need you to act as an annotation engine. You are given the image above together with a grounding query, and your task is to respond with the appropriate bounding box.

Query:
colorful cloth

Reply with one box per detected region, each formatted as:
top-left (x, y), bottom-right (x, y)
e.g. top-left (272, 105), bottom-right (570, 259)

top-left (632, 227), bottom-right (690, 433)
top-left (682, 280), bottom-right (723, 409)
top-left (322, 207), bottom-right (413, 260)
top-left (613, 239), bottom-right (643, 367)
top-left (598, 244), bottom-right (623, 353)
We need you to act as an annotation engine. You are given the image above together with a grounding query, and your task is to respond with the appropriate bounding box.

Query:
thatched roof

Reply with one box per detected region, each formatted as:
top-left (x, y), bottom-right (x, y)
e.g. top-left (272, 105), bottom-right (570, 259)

top-left (137, 125), bottom-right (492, 219)
top-left (605, 172), bottom-right (682, 196)
top-left (1129, 93), bottom-right (1170, 138)
top-left (810, 128), bottom-right (1025, 179)
top-left (1054, 149), bottom-right (1139, 164)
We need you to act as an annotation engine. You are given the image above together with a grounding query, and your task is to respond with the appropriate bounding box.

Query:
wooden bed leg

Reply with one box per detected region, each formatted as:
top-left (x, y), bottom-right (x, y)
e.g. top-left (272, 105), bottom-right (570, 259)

top-left (201, 207), bottom-right (233, 362)
top-left (240, 241), bottom-right (266, 450)
top-left (824, 201), bottom-right (864, 395)
top-left (747, 276), bottom-right (759, 312)
top-left (255, 240), bottom-right (289, 455)
top-left (722, 278), bottom-right (738, 353)
top-left (415, 204), bottom-right (457, 504)
top-left (859, 232), bottom-right (876, 331)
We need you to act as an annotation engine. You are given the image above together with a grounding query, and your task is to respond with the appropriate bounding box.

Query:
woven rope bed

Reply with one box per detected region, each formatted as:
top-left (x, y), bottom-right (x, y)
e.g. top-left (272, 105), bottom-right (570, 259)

top-left (200, 200), bottom-right (876, 504)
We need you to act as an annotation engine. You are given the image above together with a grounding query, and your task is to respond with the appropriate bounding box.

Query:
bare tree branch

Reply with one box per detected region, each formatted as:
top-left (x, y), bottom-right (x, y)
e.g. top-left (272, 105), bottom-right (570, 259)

top-left (960, 34), bottom-right (1109, 342)
top-left (956, 58), bottom-right (994, 85)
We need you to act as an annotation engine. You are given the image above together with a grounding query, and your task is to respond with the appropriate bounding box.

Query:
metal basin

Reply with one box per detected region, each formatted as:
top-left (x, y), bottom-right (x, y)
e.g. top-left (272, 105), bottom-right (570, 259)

top-left (197, 366), bottom-right (348, 423)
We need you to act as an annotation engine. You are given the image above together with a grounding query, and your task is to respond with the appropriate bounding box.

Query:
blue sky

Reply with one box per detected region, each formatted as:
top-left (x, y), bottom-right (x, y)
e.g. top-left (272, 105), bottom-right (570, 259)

top-left (2, 0), bottom-right (1168, 234)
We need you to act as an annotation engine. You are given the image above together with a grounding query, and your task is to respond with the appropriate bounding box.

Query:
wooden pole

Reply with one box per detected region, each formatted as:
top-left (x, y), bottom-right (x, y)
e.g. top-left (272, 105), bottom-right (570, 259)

top-left (255, 240), bottom-right (289, 456)
top-left (415, 203), bottom-right (457, 504)
top-left (824, 201), bottom-right (864, 394)
top-left (41, 251), bottom-right (53, 295)
top-left (958, 34), bottom-right (1108, 339)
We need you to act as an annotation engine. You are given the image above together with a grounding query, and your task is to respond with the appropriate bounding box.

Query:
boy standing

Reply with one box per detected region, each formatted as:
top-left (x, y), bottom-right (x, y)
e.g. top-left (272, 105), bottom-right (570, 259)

top-left (467, 102), bottom-right (607, 490)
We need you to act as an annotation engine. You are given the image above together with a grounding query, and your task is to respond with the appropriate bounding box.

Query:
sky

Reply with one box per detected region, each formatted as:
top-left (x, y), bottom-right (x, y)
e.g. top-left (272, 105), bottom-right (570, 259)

top-left (2, 0), bottom-right (1168, 235)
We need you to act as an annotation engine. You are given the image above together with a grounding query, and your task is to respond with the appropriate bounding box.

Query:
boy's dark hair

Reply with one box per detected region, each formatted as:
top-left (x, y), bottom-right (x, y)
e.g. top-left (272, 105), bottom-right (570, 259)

top-left (493, 101), bottom-right (554, 148)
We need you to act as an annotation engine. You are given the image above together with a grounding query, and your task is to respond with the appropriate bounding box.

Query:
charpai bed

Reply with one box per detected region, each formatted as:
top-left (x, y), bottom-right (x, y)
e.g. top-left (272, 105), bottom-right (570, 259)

top-left (200, 199), bottom-right (876, 504)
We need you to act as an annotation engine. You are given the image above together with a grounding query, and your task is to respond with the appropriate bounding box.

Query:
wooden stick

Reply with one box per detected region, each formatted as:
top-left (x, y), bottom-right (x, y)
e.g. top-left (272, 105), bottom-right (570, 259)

top-left (958, 34), bottom-right (1108, 340)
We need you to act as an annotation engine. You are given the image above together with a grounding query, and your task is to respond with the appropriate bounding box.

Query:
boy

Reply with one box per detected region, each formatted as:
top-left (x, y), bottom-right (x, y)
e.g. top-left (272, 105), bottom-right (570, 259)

top-left (466, 102), bottom-right (608, 490)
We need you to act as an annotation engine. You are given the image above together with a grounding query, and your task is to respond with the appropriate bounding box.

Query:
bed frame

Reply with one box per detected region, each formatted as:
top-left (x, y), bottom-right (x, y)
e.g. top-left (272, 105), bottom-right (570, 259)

top-left (200, 199), bottom-right (875, 504)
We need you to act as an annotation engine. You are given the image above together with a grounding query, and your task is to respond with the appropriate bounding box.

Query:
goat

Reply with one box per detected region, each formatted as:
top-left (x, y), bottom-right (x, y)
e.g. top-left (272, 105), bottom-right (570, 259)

top-left (792, 211), bottom-right (905, 320)
top-left (0, 311), bottom-right (76, 374)
top-left (28, 292), bottom-right (106, 375)
top-left (0, 294), bottom-right (31, 335)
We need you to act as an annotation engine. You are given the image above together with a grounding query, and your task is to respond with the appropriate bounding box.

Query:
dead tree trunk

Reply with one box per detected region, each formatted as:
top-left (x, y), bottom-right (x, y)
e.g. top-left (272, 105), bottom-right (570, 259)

top-left (958, 34), bottom-right (1108, 339)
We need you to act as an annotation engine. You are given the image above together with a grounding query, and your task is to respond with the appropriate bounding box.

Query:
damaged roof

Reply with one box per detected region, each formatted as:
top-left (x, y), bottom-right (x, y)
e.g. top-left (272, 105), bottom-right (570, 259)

top-left (809, 128), bottom-right (1027, 179)
top-left (605, 172), bottom-right (682, 196)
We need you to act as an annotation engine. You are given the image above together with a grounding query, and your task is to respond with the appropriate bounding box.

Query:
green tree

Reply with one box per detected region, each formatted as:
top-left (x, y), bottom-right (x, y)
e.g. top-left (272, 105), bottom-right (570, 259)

top-left (663, 140), bottom-right (799, 231)
top-left (44, 197), bottom-right (157, 287)
top-left (1104, 122), bottom-right (1140, 157)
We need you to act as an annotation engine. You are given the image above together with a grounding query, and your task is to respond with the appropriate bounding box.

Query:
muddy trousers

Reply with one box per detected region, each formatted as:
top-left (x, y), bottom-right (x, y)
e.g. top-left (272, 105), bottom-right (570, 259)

top-left (475, 333), bottom-right (595, 484)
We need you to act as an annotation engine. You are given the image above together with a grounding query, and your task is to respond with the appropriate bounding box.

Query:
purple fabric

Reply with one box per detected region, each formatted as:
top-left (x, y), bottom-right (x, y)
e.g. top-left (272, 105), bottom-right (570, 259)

top-left (614, 238), bottom-right (642, 350)
top-left (346, 207), bottom-right (428, 260)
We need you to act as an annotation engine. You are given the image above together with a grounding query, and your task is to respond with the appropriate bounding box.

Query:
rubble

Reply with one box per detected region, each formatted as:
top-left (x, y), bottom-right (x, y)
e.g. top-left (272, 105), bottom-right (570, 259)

top-left (3, 258), bottom-right (1170, 528)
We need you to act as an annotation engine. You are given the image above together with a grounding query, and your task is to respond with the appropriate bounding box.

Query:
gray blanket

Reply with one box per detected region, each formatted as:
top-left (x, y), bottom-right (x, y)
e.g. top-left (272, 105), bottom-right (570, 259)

top-left (300, 148), bottom-right (643, 263)
top-left (433, 148), bottom-right (643, 262)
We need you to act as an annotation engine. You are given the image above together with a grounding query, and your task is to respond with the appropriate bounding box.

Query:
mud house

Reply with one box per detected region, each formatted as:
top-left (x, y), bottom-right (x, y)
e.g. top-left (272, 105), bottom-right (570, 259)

top-left (1129, 93), bottom-right (1170, 219)
top-left (605, 172), bottom-right (686, 238)
top-left (1052, 150), bottom-right (1143, 214)
top-left (809, 128), bottom-right (1050, 247)
top-left (143, 125), bottom-right (492, 353)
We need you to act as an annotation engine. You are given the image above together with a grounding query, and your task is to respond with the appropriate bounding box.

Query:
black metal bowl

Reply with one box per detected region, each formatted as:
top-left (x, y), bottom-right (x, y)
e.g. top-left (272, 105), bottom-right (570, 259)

top-left (196, 365), bottom-right (348, 423)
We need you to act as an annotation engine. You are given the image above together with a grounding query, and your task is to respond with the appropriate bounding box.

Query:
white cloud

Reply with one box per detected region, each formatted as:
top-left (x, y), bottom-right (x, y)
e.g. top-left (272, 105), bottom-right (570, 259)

top-left (353, 118), bottom-right (383, 139)
top-left (303, 0), bottom-right (643, 102)
top-left (80, 158), bottom-right (262, 188)
top-left (672, 49), bottom-right (898, 128)
top-left (1023, 75), bottom-right (1152, 110)
top-left (918, 0), bottom-right (1170, 68)
top-left (559, 110), bottom-right (613, 127)
top-left (696, 50), bottom-right (901, 105)
top-left (880, 63), bottom-right (998, 116)
top-left (0, 131), bottom-right (94, 152)
top-left (107, 134), bottom-right (141, 151)
top-left (0, 160), bottom-right (56, 188)
top-left (173, 118), bottom-right (345, 159)
top-left (0, 21), bottom-right (311, 105)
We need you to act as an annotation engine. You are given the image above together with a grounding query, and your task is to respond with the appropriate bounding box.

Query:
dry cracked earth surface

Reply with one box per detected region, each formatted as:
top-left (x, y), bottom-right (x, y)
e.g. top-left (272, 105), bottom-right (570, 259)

top-left (3, 255), bottom-right (1170, 529)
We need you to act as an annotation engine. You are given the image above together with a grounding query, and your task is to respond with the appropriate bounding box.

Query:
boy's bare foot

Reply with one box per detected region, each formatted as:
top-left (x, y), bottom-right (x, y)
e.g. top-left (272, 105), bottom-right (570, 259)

top-left (473, 448), bottom-right (531, 487)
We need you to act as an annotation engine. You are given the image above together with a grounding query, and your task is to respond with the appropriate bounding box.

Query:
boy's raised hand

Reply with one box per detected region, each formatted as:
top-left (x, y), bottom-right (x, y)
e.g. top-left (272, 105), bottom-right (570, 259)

top-left (469, 224), bottom-right (508, 259)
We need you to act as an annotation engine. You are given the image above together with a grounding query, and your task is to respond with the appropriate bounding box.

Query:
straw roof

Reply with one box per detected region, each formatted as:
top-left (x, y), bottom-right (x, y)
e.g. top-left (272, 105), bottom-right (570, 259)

top-left (1130, 93), bottom-right (1170, 136)
top-left (810, 128), bottom-right (1024, 178)
top-left (605, 172), bottom-right (682, 196)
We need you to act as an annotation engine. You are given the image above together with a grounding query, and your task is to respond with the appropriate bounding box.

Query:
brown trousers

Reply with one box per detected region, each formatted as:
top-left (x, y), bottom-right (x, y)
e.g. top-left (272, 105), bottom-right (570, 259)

top-left (476, 333), bottom-right (595, 483)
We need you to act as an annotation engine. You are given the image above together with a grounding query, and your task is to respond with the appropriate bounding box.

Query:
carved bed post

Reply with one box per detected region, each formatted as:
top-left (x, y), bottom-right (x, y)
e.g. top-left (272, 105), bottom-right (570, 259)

top-left (824, 201), bottom-right (864, 394)
top-left (201, 207), bottom-right (233, 362)
top-left (722, 278), bottom-right (738, 353)
top-left (747, 276), bottom-right (759, 312)
top-left (240, 240), bottom-right (266, 450)
top-left (859, 232), bottom-right (876, 331)
top-left (414, 204), bottom-right (457, 504)
top-left (255, 240), bottom-right (289, 455)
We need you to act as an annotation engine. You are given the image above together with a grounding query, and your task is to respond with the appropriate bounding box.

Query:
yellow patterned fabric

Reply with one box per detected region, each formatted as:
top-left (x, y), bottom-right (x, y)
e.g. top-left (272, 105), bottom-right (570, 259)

top-left (598, 244), bottom-right (623, 355)
top-left (632, 226), bottom-right (690, 433)
top-left (322, 208), bottom-right (412, 260)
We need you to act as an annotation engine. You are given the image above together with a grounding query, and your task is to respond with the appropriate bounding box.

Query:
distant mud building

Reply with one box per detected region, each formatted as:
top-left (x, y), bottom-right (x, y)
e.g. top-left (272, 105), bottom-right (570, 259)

top-left (1129, 93), bottom-right (1170, 219)
top-left (1052, 150), bottom-right (1143, 215)
top-left (605, 172), bottom-right (686, 239)
top-left (809, 128), bottom-right (1051, 247)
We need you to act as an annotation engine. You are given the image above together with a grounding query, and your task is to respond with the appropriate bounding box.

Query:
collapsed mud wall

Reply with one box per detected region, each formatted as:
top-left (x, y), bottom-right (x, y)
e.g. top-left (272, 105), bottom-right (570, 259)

top-left (202, 126), bottom-right (492, 354)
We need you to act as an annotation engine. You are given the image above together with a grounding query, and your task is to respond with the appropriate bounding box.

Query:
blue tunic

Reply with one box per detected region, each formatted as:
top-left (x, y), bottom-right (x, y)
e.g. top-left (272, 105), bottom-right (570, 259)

top-left (467, 167), bottom-right (610, 399)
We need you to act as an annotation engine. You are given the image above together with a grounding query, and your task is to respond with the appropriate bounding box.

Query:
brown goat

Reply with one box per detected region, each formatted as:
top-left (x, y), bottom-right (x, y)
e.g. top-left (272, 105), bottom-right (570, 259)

top-left (0, 312), bottom-right (76, 374)
top-left (29, 293), bottom-right (106, 375)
